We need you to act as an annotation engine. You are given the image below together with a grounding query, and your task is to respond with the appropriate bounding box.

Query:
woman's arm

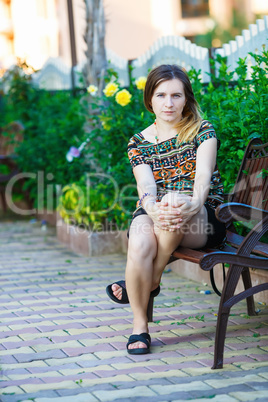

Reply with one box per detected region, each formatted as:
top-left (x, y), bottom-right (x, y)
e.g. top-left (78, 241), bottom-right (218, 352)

top-left (133, 164), bottom-right (174, 229)
top-left (159, 137), bottom-right (217, 225)
top-left (190, 137), bottom-right (217, 214)
top-left (133, 164), bottom-right (157, 201)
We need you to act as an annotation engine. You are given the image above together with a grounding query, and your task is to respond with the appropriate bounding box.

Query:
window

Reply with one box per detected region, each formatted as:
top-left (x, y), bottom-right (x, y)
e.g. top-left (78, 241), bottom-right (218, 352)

top-left (181, 0), bottom-right (209, 18)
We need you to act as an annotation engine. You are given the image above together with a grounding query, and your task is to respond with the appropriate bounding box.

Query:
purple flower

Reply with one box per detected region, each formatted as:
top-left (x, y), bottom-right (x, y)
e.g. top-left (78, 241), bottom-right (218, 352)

top-left (66, 146), bottom-right (81, 162)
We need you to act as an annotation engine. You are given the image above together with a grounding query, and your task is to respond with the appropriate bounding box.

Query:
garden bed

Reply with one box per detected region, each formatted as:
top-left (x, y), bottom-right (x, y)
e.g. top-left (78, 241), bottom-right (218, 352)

top-left (56, 219), bottom-right (128, 256)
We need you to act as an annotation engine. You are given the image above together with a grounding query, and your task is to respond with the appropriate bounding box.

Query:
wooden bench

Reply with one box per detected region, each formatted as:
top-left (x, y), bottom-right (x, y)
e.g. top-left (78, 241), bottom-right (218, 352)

top-left (0, 121), bottom-right (25, 211)
top-left (168, 138), bottom-right (268, 369)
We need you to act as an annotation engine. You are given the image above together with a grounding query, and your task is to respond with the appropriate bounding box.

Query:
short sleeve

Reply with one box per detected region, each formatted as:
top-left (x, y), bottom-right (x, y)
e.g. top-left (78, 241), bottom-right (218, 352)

top-left (127, 134), bottom-right (148, 169)
top-left (195, 120), bottom-right (217, 147)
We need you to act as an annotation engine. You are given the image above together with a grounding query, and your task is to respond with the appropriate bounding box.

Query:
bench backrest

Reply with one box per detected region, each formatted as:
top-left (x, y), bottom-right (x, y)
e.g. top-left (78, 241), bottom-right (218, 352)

top-left (229, 138), bottom-right (268, 211)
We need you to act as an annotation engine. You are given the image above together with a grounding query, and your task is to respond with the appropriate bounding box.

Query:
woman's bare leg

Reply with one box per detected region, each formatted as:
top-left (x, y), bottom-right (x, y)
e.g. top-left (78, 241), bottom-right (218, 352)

top-left (125, 215), bottom-right (157, 350)
top-left (111, 206), bottom-right (208, 351)
top-left (151, 205), bottom-right (208, 289)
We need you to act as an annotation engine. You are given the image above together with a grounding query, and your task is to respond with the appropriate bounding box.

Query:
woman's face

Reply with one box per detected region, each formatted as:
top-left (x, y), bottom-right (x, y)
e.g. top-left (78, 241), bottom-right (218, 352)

top-left (151, 78), bottom-right (186, 124)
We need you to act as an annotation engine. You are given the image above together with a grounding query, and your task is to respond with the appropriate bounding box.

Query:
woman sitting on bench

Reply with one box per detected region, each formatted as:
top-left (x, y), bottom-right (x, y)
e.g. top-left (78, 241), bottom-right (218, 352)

top-left (106, 64), bottom-right (226, 355)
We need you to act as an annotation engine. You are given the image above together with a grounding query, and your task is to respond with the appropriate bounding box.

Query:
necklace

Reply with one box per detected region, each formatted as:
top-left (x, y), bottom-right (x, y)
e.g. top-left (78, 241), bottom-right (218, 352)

top-left (154, 121), bottom-right (169, 190)
top-left (153, 120), bottom-right (181, 193)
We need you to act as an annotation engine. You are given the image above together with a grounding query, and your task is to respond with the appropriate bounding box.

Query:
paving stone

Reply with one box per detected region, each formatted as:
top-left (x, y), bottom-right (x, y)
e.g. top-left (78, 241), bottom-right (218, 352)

top-left (14, 349), bottom-right (68, 363)
top-left (93, 385), bottom-right (157, 401)
top-left (205, 374), bottom-right (267, 389)
top-left (150, 380), bottom-right (212, 395)
top-left (189, 384), bottom-right (253, 399)
top-left (33, 394), bottom-right (98, 402)
top-left (1, 221), bottom-right (268, 402)
top-left (1, 390), bottom-right (60, 402)
top-left (229, 390), bottom-right (268, 401)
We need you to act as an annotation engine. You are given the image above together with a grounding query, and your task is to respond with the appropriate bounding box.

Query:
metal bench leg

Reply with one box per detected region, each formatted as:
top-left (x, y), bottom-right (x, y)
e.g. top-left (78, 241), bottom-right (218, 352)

top-left (212, 264), bottom-right (244, 369)
top-left (147, 295), bottom-right (154, 322)
top-left (212, 309), bottom-right (230, 369)
top-left (241, 267), bottom-right (257, 316)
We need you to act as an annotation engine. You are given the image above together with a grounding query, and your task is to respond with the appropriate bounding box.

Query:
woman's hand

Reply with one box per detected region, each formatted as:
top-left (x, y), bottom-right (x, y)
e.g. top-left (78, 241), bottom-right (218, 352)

top-left (158, 193), bottom-right (201, 231)
top-left (144, 200), bottom-right (174, 231)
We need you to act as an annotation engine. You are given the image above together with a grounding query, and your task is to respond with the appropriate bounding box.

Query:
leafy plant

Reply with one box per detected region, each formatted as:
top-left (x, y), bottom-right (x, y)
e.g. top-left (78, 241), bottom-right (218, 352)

top-left (190, 50), bottom-right (268, 192)
top-left (57, 175), bottom-right (130, 229)
top-left (0, 60), bottom-right (90, 209)
top-left (2, 49), bottom-right (268, 230)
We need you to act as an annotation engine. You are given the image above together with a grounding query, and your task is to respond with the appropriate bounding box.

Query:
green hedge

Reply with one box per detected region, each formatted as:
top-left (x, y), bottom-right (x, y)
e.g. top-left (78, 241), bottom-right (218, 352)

top-left (1, 51), bottom-right (267, 227)
top-left (0, 62), bottom-right (89, 209)
top-left (190, 50), bottom-right (268, 191)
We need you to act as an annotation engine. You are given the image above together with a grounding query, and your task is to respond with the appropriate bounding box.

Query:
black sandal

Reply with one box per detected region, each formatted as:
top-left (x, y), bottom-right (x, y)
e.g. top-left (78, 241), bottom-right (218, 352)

top-left (106, 280), bottom-right (129, 304)
top-left (126, 333), bottom-right (151, 355)
top-left (106, 280), bottom-right (160, 322)
top-left (106, 280), bottom-right (160, 304)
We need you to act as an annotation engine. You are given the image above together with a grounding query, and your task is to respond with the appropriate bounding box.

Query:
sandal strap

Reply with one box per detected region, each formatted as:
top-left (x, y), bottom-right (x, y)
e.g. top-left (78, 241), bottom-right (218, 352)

top-left (127, 333), bottom-right (151, 349)
top-left (116, 280), bottom-right (128, 303)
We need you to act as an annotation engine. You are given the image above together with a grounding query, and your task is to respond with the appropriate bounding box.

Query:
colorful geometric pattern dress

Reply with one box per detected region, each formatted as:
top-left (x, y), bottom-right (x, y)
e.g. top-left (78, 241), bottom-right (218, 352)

top-left (127, 120), bottom-right (224, 211)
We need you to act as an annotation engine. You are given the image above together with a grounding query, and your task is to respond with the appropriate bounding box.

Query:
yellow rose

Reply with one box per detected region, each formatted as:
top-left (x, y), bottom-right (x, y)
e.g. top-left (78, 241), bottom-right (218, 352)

top-left (115, 89), bottom-right (132, 106)
top-left (87, 84), bottom-right (98, 96)
top-left (103, 82), bottom-right (119, 97)
top-left (135, 76), bottom-right (147, 90)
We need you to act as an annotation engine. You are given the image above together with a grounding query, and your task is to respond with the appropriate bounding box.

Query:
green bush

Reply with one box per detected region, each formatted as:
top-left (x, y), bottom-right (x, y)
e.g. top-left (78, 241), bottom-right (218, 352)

top-left (1, 61), bottom-right (90, 209)
top-left (190, 50), bottom-right (268, 192)
top-left (79, 69), bottom-right (154, 224)
top-left (2, 50), bottom-right (268, 229)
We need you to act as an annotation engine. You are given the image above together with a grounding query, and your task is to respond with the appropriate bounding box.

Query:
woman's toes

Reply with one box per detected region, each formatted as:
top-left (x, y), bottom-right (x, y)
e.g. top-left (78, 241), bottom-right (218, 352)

top-left (128, 341), bottom-right (147, 350)
top-left (111, 284), bottom-right (122, 300)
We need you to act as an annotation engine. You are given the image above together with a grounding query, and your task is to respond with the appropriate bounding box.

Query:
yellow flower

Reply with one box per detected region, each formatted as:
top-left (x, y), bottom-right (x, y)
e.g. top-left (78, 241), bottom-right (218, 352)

top-left (103, 82), bottom-right (119, 97)
top-left (115, 89), bottom-right (132, 106)
top-left (87, 84), bottom-right (98, 96)
top-left (135, 76), bottom-right (147, 90)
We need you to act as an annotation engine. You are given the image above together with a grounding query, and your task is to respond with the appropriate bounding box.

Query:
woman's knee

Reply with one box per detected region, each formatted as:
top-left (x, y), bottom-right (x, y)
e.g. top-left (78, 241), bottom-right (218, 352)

top-left (128, 233), bottom-right (157, 261)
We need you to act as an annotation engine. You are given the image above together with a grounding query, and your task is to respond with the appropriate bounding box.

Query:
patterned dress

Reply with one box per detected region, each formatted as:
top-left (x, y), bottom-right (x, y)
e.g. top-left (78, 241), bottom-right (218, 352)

top-left (127, 120), bottom-right (224, 211)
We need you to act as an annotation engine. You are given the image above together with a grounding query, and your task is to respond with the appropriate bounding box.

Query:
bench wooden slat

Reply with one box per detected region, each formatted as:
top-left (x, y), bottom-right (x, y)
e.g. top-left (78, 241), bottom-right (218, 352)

top-left (171, 230), bottom-right (268, 265)
top-left (226, 231), bottom-right (268, 257)
top-left (172, 243), bottom-right (236, 264)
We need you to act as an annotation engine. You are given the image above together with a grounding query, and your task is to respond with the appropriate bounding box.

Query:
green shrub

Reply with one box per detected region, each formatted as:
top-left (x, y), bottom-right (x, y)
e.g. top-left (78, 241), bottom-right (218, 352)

top-left (2, 50), bottom-right (268, 229)
top-left (1, 61), bottom-right (90, 210)
top-left (57, 175), bottom-right (130, 230)
top-left (190, 50), bottom-right (268, 192)
top-left (80, 69), bottom-right (154, 222)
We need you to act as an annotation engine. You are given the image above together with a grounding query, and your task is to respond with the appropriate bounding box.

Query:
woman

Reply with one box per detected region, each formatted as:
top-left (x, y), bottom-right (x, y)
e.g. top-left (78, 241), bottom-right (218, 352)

top-left (106, 65), bottom-right (226, 355)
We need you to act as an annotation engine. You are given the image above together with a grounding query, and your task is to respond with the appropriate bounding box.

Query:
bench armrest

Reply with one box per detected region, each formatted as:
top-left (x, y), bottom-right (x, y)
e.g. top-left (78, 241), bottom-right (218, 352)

top-left (200, 251), bottom-right (268, 271)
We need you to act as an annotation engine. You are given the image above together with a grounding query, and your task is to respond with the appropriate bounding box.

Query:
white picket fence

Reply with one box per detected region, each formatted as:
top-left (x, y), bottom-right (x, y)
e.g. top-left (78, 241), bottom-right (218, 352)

top-left (32, 16), bottom-right (268, 90)
top-left (215, 16), bottom-right (268, 80)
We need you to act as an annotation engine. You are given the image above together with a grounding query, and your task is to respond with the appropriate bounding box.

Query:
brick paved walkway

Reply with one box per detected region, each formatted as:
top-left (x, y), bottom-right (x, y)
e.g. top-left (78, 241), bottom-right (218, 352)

top-left (0, 221), bottom-right (268, 402)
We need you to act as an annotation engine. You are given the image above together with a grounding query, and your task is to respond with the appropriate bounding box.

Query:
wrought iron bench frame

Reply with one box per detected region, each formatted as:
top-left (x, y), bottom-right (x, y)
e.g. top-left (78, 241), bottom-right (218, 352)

top-left (165, 138), bottom-right (268, 369)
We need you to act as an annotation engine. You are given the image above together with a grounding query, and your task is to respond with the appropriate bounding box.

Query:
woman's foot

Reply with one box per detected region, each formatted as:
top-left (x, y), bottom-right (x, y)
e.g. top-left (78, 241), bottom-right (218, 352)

top-left (127, 332), bottom-right (151, 354)
top-left (106, 280), bottom-right (129, 304)
top-left (127, 320), bottom-right (149, 353)
top-left (106, 280), bottom-right (160, 304)
top-left (111, 283), bottom-right (123, 301)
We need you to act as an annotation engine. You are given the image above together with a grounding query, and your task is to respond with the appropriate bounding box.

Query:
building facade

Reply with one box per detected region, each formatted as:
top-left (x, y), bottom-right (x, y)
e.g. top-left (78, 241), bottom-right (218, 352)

top-left (0, 0), bottom-right (267, 72)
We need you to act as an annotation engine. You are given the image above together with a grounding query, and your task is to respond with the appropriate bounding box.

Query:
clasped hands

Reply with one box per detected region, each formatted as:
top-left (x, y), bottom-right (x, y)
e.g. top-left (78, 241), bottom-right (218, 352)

top-left (147, 192), bottom-right (198, 232)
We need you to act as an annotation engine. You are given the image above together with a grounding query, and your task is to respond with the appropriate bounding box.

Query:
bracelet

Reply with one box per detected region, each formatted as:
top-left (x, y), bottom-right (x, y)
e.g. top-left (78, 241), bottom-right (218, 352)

top-left (144, 198), bottom-right (156, 211)
top-left (139, 192), bottom-right (153, 206)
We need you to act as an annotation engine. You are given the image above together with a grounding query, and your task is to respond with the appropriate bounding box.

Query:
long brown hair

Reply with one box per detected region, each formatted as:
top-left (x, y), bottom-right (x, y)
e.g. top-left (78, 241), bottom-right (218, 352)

top-left (143, 64), bottom-right (202, 144)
